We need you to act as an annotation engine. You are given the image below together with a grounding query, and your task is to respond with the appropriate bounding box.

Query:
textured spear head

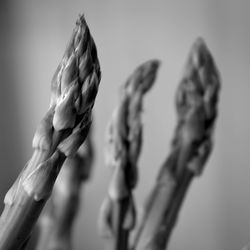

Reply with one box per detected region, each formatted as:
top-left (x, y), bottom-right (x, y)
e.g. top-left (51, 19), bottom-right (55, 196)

top-left (175, 37), bottom-right (221, 175)
top-left (50, 15), bottom-right (101, 132)
top-left (122, 60), bottom-right (160, 96)
top-left (106, 59), bottom-right (160, 199)
top-left (124, 60), bottom-right (160, 167)
top-left (107, 60), bottom-right (160, 168)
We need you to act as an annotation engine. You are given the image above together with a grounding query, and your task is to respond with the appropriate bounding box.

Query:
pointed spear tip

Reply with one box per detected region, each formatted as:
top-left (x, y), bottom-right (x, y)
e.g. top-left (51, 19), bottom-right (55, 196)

top-left (75, 14), bottom-right (89, 29)
top-left (188, 37), bottom-right (217, 71)
top-left (124, 59), bottom-right (161, 95)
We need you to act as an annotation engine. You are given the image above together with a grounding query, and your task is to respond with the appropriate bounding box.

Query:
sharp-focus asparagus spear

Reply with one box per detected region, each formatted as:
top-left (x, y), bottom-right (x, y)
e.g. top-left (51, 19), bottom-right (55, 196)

top-left (35, 129), bottom-right (94, 250)
top-left (0, 15), bottom-right (101, 250)
top-left (132, 38), bottom-right (221, 250)
top-left (99, 60), bottom-right (160, 250)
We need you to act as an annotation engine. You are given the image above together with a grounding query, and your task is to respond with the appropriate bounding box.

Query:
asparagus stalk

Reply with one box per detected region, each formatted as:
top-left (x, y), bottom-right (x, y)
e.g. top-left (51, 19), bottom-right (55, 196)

top-left (0, 15), bottom-right (101, 250)
top-left (35, 129), bottom-right (94, 250)
top-left (132, 37), bottom-right (221, 250)
top-left (99, 60), bottom-right (160, 250)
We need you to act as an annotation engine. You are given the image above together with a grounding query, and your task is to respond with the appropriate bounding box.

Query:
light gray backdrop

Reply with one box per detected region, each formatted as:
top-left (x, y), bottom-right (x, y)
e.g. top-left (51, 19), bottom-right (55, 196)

top-left (0, 1), bottom-right (249, 250)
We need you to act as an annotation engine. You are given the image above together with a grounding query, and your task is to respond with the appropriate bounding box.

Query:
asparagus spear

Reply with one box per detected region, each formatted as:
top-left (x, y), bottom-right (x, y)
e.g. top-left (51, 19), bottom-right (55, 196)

top-left (35, 129), bottom-right (94, 250)
top-left (99, 60), bottom-right (160, 250)
top-left (132, 37), bottom-right (221, 250)
top-left (0, 15), bottom-right (101, 250)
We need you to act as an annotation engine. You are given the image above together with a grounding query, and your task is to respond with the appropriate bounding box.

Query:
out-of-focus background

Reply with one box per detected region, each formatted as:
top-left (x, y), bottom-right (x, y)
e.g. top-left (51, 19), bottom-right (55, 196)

top-left (0, 0), bottom-right (249, 249)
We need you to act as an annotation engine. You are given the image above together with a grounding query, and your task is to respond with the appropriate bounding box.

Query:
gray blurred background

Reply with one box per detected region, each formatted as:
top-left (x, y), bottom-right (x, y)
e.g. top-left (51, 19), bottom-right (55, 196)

top-left (0, 0), bottom-right (249, 249)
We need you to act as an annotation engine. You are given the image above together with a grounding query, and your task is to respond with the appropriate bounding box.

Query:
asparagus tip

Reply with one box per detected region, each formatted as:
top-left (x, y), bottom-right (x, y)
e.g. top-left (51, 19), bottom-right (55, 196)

top-left (124, 59), bottom-right (160, 95)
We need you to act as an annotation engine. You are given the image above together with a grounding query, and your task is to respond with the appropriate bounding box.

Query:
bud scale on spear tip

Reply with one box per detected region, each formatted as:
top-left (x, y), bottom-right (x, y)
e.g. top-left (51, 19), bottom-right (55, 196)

top-left (98, 60), bottom-right (160, 250)
top-left (0, 14), bottom-right (101, 250)
top-left (133, 38), bottom-right (221, 250)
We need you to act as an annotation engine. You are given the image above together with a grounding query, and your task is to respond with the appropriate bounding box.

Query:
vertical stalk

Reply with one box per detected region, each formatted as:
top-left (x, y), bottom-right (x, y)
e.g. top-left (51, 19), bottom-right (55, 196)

top-left (132, 37), bottom-right (221, 250)
top-left (99, 60), bottom-right (160, 250)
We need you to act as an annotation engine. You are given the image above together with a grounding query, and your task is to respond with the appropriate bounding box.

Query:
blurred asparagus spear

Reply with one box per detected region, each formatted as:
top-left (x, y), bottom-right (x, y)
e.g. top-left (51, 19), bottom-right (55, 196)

top-left (132, 38), bottom-right (221, 250)
top-left (99, 60), bottom-right (160, 250)
top-left (35, 129), bottom-right (94, 250)
top-left (0, 15), bottom-right (101, 250)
